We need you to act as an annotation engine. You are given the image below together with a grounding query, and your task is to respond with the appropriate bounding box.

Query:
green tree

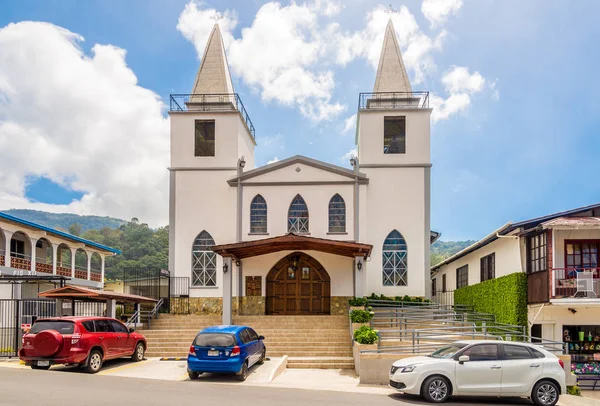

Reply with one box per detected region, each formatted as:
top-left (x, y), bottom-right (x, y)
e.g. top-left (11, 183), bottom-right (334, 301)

top-left (68, 223), bottom-right (82, 236)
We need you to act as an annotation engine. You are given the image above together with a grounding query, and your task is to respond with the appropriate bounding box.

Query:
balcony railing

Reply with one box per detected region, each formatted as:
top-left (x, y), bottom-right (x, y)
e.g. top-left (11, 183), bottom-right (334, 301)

top-left (552, 268), bottom-right (600, 299)
top-left (169, 93), bottom-right (256, 139)
top-left (90, 272), bottom-right (102, 282)
top-left (10, 254), bottom-right (31, 271)
top-left (56, 265), bottom-right (71, 277)
top-left (358, 91), bottom-right (430, 110)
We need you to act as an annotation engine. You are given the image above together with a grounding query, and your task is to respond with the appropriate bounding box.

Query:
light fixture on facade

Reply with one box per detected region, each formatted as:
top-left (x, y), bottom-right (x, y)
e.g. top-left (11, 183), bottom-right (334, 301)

top-left (235, 259), bottom-right (241, 267)
top-left (223, 263), bottom-right (229, 274)
top-left (357, 260), bottom-right (362, 271)
top-left (239, 156), bottom-right (246, 169)
top-left (349, 156), bottom-right (356, 167)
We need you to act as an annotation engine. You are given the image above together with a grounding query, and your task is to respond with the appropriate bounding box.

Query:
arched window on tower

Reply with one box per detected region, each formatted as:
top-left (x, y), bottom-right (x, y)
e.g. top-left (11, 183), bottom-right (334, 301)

top-left (250, 195), bottom-right (267, 233)
top-left (328, 194), bottom-right (346, 233)
top-left (288, 195), bottom-right (309, 233)
top-left (192, 231), bottom-right (217, 287)
top-left (382, 230), bottom-right (408, 286)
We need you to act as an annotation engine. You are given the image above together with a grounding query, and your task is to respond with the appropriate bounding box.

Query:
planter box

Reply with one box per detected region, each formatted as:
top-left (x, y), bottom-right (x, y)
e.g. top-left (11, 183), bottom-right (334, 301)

top-left (353, 342), bottom-right (378, 375)
top-left (351, 322), bottom-right (369, 334)
top-left (349, 305), bottom-right (365, 312)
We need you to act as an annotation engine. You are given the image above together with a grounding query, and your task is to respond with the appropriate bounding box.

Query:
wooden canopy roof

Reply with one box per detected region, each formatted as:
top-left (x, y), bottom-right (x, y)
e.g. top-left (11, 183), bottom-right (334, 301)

top-left (38, 286), bottom-right (158, 304)
top-left (211, 233), bottom-right (373, 260)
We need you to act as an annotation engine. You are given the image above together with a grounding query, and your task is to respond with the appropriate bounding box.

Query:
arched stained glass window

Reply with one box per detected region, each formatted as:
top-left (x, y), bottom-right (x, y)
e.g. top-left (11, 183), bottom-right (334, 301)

top-left (328, 194), bottom-right (346, 233)
top-left (382, 230), bottom-right (408, 286)
top-left (192, 231), bottom-right (216, 287)
top-left (250, 195), bottom-right (268, 233)
top-left (288, 195), bottom-right (309, 233)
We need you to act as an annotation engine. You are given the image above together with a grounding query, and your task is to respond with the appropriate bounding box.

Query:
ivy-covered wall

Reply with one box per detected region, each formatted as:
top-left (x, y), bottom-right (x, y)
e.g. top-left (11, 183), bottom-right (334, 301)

top-left (454, 272), bottom-right (528, 326)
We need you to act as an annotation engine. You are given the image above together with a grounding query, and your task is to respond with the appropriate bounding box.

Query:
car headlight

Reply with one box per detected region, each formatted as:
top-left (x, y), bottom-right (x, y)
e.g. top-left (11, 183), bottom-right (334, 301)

top-left (391, 365), bottom-right (416, 374)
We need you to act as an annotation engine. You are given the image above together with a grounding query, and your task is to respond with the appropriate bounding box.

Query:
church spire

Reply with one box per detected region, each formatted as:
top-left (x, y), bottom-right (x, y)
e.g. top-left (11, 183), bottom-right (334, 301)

top-left (373, 19), bottom-right (412, 93)
top-left (190, 24), bottom-right (235, 95)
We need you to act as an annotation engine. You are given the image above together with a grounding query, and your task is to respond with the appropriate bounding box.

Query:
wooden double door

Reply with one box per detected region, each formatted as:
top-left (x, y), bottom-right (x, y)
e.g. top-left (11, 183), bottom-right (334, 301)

top-left (266, 252), bottom-right (331, 315)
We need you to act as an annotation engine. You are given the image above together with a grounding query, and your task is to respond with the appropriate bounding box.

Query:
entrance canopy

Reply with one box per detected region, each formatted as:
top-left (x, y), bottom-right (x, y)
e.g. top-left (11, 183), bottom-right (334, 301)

top-left (38, 285), bottom-right (158, 304)
top-left (211, 233), bottom-right (373, 260)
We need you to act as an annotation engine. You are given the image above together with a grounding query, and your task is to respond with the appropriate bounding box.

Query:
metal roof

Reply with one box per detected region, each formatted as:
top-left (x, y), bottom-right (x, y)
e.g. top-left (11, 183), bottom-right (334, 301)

top-left (0, 212), bottom-right (121, 254)
top-left (38, 285), bottom-right (157, 303)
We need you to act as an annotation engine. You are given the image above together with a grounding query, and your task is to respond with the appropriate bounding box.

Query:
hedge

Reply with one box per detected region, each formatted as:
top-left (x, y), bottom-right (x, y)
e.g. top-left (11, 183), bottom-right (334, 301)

top-left (454, 272), bottom-right (527, 327)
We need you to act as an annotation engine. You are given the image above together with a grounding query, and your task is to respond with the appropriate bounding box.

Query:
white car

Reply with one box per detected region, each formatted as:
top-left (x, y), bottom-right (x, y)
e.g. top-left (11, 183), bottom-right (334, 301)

top-left (389, 340), bottom-right (566, 405)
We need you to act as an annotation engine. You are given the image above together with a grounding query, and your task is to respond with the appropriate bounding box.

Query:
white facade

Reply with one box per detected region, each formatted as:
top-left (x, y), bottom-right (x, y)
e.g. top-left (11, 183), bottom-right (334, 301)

top-left (168, 21), bottom-right (432, 314)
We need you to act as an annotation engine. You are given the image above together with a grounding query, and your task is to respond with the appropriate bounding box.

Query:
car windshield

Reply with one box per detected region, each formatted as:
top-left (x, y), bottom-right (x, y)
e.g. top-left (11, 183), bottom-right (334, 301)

top-left (29, 321), bottom-right (75, 335)
top-left (194, 333), bottom-right (236, 347)
top-left (429, 344), bottom-right (467, 359)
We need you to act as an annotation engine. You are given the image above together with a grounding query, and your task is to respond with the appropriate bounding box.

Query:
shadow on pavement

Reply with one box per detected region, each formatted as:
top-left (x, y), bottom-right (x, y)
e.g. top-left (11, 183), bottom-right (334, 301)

top-left (49, 358), bottom-right (147, 374)
top-left (388, 393), bottom-right (534, 405)
top-left (185, 362), bottom-right (264, 383)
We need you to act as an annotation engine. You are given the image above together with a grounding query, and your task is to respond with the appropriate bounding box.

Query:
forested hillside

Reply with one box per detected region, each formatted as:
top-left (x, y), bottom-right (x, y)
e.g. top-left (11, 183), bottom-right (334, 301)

top-left (431, 240), bottom-right (476, 266)
top-left (1, 209), bottom-right (124, 232)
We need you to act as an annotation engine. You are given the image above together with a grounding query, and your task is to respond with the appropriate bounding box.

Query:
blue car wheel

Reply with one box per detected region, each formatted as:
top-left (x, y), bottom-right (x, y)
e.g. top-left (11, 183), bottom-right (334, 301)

top-left (237, 361), bottom-right (248, 381)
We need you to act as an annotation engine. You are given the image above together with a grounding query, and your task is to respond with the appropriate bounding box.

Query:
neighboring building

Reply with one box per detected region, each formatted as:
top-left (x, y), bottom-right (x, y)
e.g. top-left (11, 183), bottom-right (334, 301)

top-left (431, 202), bottom-right (600, 372)
top-left (0, 212), bottom-right (120, 299)
top-left (168, 20), bottom-right (438, 321)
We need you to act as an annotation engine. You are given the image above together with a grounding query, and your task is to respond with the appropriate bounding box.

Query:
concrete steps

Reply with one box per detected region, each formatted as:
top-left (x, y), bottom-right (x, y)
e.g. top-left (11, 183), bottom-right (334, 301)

top-left (287, 356), bottom-right (355, 369)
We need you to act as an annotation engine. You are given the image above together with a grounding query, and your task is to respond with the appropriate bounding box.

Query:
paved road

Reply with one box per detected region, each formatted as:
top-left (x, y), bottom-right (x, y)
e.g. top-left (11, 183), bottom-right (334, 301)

top-left (0, 368), bottom-right (535, 406)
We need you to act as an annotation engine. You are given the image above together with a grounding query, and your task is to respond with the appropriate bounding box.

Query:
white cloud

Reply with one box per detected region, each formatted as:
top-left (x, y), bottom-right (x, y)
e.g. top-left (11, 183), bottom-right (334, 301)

top-left (177, 1), bottom-right (345, 122)
top-left (442, 66), bottom-right (485, 93)
top-left (0, 22), bottom-right (169, 225)
top-left (267, 157), bottom-right (280, 164)
top-left (430, 93), bottom-right (471, 122)
top-left (421, 0), bottom-right (463, 27)
top-left (342, 114), bottom-right (356, 135)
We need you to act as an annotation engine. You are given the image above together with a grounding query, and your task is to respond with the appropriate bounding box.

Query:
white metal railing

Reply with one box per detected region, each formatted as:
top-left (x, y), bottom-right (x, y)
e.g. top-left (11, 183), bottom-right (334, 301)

top-left (552, 268), bottom-right (600, 298)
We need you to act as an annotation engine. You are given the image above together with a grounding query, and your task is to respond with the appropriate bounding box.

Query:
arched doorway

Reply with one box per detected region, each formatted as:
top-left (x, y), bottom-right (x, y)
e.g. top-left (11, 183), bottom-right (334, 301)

top-left (266, 252), bottom-right (330, 315)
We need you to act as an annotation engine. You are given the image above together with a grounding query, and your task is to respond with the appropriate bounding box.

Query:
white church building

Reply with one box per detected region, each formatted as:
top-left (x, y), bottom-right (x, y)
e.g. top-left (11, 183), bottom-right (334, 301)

top-left (168, 20), bottom-right (437, 322)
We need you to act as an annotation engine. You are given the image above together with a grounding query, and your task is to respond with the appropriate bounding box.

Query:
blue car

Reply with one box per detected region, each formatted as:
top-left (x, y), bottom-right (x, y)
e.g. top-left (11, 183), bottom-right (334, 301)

top-left (187, 325), bottom-right (266, 381)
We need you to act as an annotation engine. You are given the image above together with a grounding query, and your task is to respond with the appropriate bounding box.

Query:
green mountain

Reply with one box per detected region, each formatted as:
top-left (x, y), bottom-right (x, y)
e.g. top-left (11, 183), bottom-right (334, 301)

top-left (0, 209), bottom-right (125, 233)
top-left (431, 239), bottom-right (476, 266)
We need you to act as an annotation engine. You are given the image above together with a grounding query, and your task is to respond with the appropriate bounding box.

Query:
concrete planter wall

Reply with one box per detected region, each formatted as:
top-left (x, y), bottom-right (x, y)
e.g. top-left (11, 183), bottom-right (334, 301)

top-left (359, 353), bottom-right (414, 385)
top-left (353, 342), bottom-right (378, 375)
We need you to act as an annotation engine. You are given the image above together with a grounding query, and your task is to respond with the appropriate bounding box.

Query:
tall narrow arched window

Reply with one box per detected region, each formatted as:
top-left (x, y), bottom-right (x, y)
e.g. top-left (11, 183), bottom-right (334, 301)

top-left (382, 230), bottom-right (408, 286)
top-left (192, 231), bottom-right (217, 287)
top-left (328, 194), bottom-right (346, 233)
top-left (288, 194), bottom-right (309, 233)
top-left (250, 195), bottom-right (267, 234)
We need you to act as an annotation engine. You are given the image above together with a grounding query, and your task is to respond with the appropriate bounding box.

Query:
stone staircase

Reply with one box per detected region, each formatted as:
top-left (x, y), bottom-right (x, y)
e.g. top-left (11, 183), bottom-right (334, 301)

top-left (139, 314), bottom-right (354, 369)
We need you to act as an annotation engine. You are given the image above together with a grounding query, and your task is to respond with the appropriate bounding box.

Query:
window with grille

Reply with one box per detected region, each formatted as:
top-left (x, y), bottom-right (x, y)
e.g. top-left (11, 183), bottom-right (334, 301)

top-left (480, 253), bottom-right (495, 282)
top-left (288, 194), bottom-right (309, 233)
top-left (194, 120), bottom-right (215, 157)
top-left (328, 194), bottom-right (346, 233)
top-left (566, 241), bottom-right (599, 269)
top-left (250, 195), bottom-right (267, 233)
top-left (456, 265), bottom-right (468, 289)
top-left (192, 231), bottom-right (217, 287)
top-left (384, 116), bottom-right (406, 154)
top-left (527, 232), bottom-right (547, 273)
top-left (382, 230), bottom-right (408, 286)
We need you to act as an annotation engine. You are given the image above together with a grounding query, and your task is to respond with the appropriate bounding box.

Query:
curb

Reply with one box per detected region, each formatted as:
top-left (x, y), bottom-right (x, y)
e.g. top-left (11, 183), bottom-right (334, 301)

top-left (267, 355), bottom-right (287, 383)
top-left (159, 357), bottom-right (186, 361)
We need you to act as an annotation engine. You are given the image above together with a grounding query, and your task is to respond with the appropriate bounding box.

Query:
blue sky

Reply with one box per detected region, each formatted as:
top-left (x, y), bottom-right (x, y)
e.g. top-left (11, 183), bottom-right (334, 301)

top-left (1, 0), bottom-right (600, 240)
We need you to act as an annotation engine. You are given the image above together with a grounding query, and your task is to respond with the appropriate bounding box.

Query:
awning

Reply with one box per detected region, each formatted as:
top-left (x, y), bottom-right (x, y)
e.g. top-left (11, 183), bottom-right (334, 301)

top-left (211, 233), bottom-right (373, 260)
top-left (38, 285), bottom-right (158, 304)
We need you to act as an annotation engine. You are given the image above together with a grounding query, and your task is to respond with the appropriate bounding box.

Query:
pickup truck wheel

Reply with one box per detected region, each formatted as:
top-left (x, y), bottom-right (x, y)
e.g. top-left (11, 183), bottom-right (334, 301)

top-left (85, 350), bottom-right (103, 374)
top-left (31, 365), bottom-right (51, 370)
top-left (131, 342), bottom-right (144, 362)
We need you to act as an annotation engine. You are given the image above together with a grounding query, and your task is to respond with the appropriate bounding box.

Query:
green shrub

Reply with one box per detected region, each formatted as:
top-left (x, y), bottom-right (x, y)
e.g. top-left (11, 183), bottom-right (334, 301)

top-left (567, 385), bottom-right (581, 396)
top-left (353, 325), bottom-right (379, 344)
top-left (348, 297), bottom-right (367, 307)
top-left (350, 309), bottom-right (374, 323)
top-left (367, 293), bottom-right (430, 304)
top-left (454, 273), bottom-right (527, 326)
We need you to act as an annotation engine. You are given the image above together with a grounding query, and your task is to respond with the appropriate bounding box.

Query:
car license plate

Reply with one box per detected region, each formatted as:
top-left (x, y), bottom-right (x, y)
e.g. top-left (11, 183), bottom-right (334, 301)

top-left (37, 361), bottom-right (50, 367)
top-left (207, 350), bottom-right (219, 357)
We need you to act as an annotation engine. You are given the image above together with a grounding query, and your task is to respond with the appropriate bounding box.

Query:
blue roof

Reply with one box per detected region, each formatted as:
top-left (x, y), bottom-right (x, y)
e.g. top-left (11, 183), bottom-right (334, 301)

top-left (0, 212), bottom-right (121, 255)
top-left (200, 325), bottom-right (247, 334)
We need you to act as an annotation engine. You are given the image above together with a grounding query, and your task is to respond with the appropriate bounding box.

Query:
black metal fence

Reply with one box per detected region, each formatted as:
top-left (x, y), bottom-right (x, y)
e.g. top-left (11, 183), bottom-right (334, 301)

top-left (169, 93), bottom-right (256, 139)
top-left (358, 91), bottom-right (430, 109)
top-left (123, 267), bottom-right (190, 315)
top-left (0, 299), bottom-right (56, 358)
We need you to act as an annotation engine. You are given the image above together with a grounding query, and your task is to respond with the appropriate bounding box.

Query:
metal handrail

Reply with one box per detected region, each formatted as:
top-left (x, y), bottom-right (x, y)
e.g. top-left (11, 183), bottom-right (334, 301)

top-left (147, 298), bottom-right (164, 329)
top-left (358, 91), bottom-right (430, 109)
top-left (125, 309), bottom-right (140, 328)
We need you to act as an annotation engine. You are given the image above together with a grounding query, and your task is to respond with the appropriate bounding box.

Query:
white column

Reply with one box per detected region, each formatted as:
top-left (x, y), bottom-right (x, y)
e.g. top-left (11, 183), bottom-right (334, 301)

top-left (100, 254), bottom-right (105, 284)
top-left (87, 251), bottom-right (92, 280)
top-left (106, 299), bottom-right (116, 318)
top-left (51, 243), bottom-right (59, 275)
top-left (4, 230), bottom-right (13, 267)
top-left (70, 248), bottom-right (77, 278)
top-left (222, 256), bottom-right (233, 325)
top-left (29, 237), bottom-right (37, 273)
top-left (354, 255), bottom-right (365, 298)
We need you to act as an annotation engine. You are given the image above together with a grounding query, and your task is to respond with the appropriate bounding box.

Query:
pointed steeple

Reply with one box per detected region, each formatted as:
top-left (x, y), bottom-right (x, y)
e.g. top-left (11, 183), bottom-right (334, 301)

top-left (190, 24), bottom-right (235, 95)
top-left (373, 19), bottom-right (412, 93)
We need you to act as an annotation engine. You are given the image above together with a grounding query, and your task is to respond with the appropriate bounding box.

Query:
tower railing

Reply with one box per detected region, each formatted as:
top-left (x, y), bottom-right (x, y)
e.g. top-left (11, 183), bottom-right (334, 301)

top-left (169, 93), bottom-right (255, 139)
top-left (358, 91), bottom-right (429, 110)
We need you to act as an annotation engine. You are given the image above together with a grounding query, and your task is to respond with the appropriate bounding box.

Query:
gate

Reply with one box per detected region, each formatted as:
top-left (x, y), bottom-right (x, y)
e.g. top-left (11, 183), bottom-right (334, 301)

top-left (123, 267), bottom-right (190, 314)
top-left (169, 277), bottom-right (190, 314)
top-left (0, 299), bottom-right (57, 358)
